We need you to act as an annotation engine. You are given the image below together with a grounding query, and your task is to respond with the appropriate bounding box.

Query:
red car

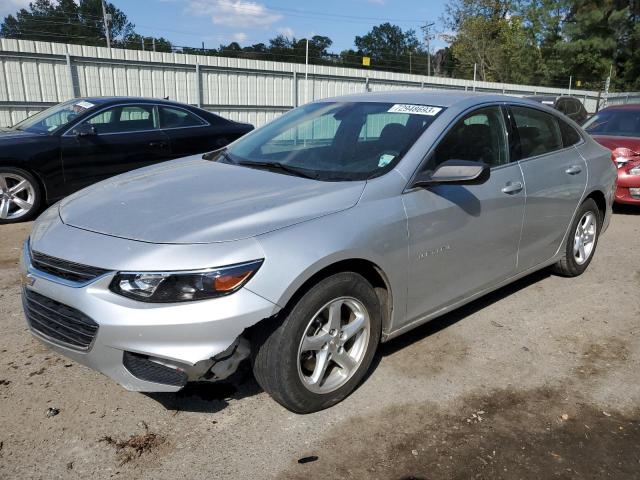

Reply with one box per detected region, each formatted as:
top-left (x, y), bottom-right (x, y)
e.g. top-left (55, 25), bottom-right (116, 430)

top-left (583, 104), bottom-right (640, 205)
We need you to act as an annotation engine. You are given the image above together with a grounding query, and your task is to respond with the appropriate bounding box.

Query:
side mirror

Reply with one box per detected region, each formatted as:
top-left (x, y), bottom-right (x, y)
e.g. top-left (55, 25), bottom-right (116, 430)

top-left (411, 159), bottom-right (490, 188)
top-left (73, 123), bottom-right (96, 137)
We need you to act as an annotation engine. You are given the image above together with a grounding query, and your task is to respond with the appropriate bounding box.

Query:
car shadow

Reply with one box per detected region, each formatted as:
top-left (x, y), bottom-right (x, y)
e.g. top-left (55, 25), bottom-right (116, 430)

top-left (145, 268), bottom-right (551, 414)
top-left (367, 268), bottom-right (551, 374)
top-left (144, 362), bottom-right (262, 414)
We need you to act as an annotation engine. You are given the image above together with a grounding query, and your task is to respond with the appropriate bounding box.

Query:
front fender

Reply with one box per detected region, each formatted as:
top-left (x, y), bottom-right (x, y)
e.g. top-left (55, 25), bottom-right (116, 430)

top-left (246, 196), bottom-right (409, 332)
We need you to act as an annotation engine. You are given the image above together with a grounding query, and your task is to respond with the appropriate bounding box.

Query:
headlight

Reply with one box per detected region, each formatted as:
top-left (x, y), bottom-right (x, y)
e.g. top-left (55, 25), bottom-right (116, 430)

top-left (109, 260), bottom-right (263, 303)
top-left (629, 165), bottom-right (640, 175)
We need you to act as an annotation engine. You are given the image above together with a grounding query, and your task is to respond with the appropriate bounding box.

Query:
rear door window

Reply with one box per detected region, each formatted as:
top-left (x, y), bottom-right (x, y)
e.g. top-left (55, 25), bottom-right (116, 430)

top-left (510, 106), bottom-right (563, 159)
top-left (159, 107), bottom-right (206, 129)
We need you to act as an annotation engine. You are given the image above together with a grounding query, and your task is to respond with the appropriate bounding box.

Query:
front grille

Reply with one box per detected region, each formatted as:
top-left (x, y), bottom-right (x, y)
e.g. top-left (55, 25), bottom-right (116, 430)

top-left (31, 250), bottom-right (110, 283)
top-left (22, 289), bottom-right (98, 351)
top-left (123, 352), bottom-right (188, 387)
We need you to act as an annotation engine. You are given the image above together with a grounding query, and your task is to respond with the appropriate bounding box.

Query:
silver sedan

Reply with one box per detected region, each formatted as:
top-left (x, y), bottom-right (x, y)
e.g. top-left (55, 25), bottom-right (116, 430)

top-left (20, 91), bottom-right (617, 413)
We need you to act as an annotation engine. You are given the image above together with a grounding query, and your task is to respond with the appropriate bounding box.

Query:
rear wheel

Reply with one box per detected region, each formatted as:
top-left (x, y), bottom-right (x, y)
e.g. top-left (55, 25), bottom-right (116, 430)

top-left (251, 272), bottom-right (381, 413)
top-left (0, 168), bottom-right (41, 224)
top-left (551, 198), bottom-right (601, 277)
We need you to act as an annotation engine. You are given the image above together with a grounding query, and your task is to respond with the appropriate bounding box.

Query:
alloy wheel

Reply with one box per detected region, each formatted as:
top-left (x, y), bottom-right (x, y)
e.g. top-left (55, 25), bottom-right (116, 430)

top-left (297, 297), bottom-right (370, 394)
top-left (0, 173), bottom-right (36, 221)
top-left (573, 211), bottom-right (597, 265)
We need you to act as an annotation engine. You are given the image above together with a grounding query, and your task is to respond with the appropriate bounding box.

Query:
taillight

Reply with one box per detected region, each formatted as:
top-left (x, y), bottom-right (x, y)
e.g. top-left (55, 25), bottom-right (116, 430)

top-left (611, 147), bottom-right (640, 168)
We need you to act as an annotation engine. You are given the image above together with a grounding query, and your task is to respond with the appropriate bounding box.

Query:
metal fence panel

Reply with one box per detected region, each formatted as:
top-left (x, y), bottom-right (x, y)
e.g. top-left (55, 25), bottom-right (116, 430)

top-left (0, 38), bottom-right (622, 128)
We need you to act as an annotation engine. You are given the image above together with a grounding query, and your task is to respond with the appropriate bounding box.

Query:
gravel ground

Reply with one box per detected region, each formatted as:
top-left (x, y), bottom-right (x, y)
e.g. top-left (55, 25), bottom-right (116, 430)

top-left (0, 208), bottom-right (639, 480)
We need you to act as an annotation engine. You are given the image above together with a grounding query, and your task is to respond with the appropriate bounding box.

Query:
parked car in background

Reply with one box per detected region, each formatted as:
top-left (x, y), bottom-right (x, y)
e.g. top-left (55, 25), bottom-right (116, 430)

top-left (525, 95), bottom-right (589, 124)
top-left (0, 97), bottom-right (253, 223)
top-left (583, 104), bottom-right (640, 205)
top-left (21, 91), bottom-right (616, 413)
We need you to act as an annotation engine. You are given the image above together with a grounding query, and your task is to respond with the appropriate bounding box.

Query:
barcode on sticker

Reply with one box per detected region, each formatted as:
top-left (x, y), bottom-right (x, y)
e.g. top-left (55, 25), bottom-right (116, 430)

top-left (388, 104), bottom-right (442, 116)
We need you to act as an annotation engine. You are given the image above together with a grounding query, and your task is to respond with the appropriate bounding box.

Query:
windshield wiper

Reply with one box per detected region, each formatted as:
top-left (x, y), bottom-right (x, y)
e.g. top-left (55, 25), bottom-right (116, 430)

top-left (233, 160), bottom-right (320, 180)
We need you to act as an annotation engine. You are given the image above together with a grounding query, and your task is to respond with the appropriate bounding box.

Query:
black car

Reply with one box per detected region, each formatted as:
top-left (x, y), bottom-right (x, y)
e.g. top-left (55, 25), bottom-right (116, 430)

top-left (0, 97), bottom-right (253, 223)
top-left (525, 95), bottom-right (588, 124)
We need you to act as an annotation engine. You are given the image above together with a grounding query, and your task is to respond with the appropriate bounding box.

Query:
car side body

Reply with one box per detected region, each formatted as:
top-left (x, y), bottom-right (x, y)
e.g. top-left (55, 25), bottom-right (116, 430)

top-left (0, 97), bottom-right (253, 219)
top-left (20, 91), bottom-right (617, 412)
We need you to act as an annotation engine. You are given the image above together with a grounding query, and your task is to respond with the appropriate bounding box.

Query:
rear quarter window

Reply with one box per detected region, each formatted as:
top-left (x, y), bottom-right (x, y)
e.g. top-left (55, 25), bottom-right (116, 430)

top-left (558, 119), bottom-right (582, 147)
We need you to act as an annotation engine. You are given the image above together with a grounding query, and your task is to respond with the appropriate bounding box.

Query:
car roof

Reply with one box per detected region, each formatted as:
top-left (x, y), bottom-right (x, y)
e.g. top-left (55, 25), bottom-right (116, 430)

top-left (525, 95), bottom-right (558, 102)
top-left (314, 89), bottom-right (557, 109)
top-left (600, 103), bottom-right (640, 111)
top-left (75, 97), bottom-right (200, 109)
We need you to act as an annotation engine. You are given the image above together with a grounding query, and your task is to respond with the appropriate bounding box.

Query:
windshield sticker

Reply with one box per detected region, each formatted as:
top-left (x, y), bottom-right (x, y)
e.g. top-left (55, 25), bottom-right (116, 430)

top-left (378, 153), bottom-right (396, 168)
top-left (388, 104), bottom-right (442, 116)
top-left (74, 100), bottom-right (96, 111)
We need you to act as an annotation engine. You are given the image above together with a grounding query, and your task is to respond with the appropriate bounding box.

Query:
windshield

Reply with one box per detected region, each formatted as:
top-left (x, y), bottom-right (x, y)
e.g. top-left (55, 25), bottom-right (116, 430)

top-left (583, 109), bottom-right (640, 137)
top-left (220, 101), bottom-right (444, 181)
top-left (12, 99), bottom-right (98, 134)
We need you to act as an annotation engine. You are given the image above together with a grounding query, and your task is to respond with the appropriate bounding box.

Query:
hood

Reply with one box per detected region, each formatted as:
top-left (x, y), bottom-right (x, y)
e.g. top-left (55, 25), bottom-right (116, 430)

top-left (591, 134), bottom-right (640, 153)
top-left (59, 157), bottom-right (366, 244)
top-left (0, 128), bottom-right (44, 142)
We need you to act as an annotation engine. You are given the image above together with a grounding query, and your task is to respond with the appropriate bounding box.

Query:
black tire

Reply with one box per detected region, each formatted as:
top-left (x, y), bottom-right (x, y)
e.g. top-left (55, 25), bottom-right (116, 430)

top-left (251, 272), bottom-right (382, 414)
top-left (0, 167), bottom-right (42, 224)
top-left (551, 198), bottom-right (601, 277)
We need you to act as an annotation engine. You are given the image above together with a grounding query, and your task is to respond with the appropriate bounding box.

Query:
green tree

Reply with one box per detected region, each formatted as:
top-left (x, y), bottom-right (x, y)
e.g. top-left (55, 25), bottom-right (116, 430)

top-left (354, 23), bottom-right (420, 71)
top-left (445, 1), bottom-right (541, 82)
top-left (557, 0), bottom-right (636, 90)
top-left (1, 0), bottom-right (170, 51)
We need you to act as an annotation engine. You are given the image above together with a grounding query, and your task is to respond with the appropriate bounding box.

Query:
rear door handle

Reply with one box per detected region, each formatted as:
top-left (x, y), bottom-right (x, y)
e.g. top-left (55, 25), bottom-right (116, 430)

top-left (501, 181), bottom-right (523, 194)
top-left (565, 165), bottom-right (582, 175)
top-left (148, 141), bottom-right (167, 148)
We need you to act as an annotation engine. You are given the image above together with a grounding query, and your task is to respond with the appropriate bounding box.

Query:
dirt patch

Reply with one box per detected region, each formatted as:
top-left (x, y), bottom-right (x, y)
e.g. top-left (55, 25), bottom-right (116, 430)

top-left (575, 339), bottom-right (630, 379)
top-left (281, 386), bottom-right (640, 480)
top-left (0, 257), bottom-right (19, 270)
top-left (100, 425), bottom-right (167, 467)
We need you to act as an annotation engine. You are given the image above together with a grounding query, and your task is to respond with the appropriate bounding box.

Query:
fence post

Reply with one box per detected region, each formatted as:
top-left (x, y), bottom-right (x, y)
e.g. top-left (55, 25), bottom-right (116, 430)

top-left (195, 63), bottom-right (202, 108)
top-left (293, 71), bottom-right (298, 107)
top-left (65, 53), bottom-right (76, 98)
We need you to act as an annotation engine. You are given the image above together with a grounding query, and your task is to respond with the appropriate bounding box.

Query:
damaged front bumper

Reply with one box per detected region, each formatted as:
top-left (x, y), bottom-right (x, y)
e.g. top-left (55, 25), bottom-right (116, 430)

top-left (19, 242), bottom-right (279, 392)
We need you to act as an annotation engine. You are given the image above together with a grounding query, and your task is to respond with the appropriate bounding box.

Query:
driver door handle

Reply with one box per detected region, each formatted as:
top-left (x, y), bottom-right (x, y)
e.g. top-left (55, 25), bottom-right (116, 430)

top-left (565, 165), bottom-right (582, 175)
top-left (148, 141), bottom-right (167, 148)
top-left (501, 181), bottom-right (523, 194)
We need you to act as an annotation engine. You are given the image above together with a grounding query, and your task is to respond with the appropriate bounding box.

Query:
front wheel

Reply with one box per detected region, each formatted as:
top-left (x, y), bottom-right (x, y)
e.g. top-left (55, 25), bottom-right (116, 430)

top-left (551, 198), bottom-right (601, 277)
top-left (0, 168), bottom-right (42, 224)
top-left (251, 272), bottom-right (381, 413)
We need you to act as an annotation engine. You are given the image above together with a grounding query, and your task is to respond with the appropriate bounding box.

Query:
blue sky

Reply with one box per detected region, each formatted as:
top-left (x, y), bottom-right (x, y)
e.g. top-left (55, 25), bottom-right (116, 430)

top-left (0, 0), bottom-right (449, 53)
top-left (120, 0), bottom-right (449, 53)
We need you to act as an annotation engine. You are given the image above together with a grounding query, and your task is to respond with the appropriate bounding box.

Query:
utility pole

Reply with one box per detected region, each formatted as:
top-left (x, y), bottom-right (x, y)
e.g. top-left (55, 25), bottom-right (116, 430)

top-left (305, 38), bottom-right (309, 104)
top-left (152, 38), bottom-right (156, 52)
top-left (421, 21), bottom-right (435, 77)
top-left (568, 75), bottom-right (572, 95)
top-left (409, 52), bottom-right (412, 74)
top-left (473, 63), bottom-right (477, 91)
top-left (101, 0), bottom-right (111, 50)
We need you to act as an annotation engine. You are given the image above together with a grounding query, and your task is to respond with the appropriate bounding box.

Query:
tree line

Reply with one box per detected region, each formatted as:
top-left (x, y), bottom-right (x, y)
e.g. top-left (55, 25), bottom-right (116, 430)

top-left (2, 0), bottom-right (639, 91)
